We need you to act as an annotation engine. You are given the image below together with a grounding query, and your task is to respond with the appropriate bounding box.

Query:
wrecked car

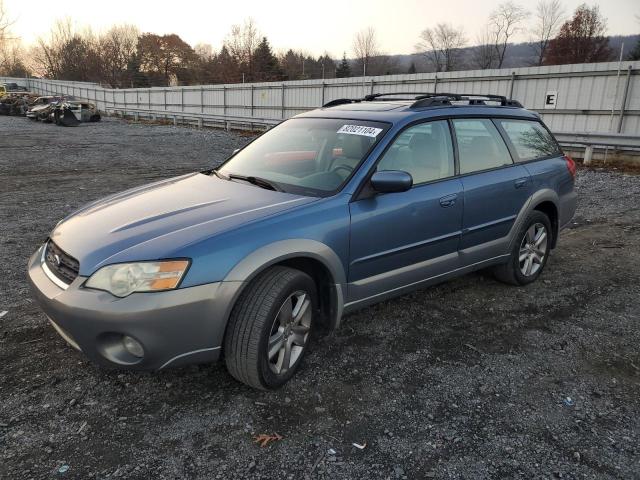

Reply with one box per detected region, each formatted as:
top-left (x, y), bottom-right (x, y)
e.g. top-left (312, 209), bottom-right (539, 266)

top-left (27, 99), bottom-right (61, 122)
top-left (26, 96), bottom-right (69, 121)
top-left (0, 94), bottom-right (31, 116)
top-left (3, 82), bottom-right (29, 92)
top-left (51, 101), bottom-right (101, 126)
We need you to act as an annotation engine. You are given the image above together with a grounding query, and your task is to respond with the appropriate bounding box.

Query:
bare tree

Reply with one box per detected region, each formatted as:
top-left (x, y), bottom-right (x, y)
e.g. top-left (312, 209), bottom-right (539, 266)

top-left (0, 0), bottom-right (13, 43)
top-left (0, 0), bottom-right (18, 74)
top-left (34, 19), bottom-right (73, 78)
top-left (194, 43), bottom-right (214, 60)
top-left (33, 19), bottom-right (103, 81)
top-left (99, 24), bottom-right (139, 87)
top-left (225, 18), bottom-right (261, 80)
top-left (530, 0), bottom-right (565, 65)
top-left (473, 27), bottom-right (498, 69)
top-left (416, 23), bottom-right (466, 72)
top-left (353, 27), bottom-right (379, 76)
top-left (0, 40), bottom-right (28, 76)
top-left (489, 1), bottom-right (529, 68)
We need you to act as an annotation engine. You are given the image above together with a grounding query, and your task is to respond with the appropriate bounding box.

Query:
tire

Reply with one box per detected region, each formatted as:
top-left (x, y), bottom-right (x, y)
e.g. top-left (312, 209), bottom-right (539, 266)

top-left (224, 266), bottom-right (317, 390)
top-left (493, 210), bottom-right (552, 286)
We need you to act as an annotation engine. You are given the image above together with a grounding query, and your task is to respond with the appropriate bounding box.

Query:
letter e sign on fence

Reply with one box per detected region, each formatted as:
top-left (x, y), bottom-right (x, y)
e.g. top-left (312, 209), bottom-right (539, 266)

top-left (544, 91), bottom-right (557, 109)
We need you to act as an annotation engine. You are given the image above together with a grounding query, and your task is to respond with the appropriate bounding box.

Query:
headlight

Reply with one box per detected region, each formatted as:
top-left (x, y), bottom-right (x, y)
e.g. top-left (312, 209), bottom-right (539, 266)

top-left (84, 260), bottom-right (189, 297)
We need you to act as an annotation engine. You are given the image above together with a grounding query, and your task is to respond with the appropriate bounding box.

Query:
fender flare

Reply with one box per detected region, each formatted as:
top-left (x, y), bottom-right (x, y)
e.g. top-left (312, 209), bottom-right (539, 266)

top-left (222, 239), bottom-right (347, 329)
top-left (509, 188), bottom-right (560, 251)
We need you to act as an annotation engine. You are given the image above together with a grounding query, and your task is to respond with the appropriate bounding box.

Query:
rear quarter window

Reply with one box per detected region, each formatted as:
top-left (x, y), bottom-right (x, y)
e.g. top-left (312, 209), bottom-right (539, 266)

top-left (497, 119), bottom-right (560, 161)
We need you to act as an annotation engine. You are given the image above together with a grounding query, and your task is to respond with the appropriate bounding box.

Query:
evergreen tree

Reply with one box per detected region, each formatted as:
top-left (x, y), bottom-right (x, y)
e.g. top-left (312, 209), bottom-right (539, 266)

top-left (316, 54), bottom-right (335, 79)
top-left (335, 52), bottom-right (351, 78)
top-left (252, 37), bottom-right (282, 81)
top-left (215, 45), bottom-right (241, 83)
top-left (126, 54), bottom-right (149, 87)
top-left (408, 62), bottom-right (417, 74)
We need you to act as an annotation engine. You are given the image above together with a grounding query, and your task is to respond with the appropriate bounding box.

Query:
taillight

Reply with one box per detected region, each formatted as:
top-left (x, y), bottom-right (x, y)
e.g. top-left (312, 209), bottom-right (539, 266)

top-left (564, 154), bottom-right (576, 178)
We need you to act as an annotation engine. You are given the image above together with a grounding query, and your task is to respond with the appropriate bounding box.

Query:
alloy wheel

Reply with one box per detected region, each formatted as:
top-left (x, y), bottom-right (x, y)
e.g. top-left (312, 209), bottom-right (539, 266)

top-left (267, 291), bottom-right (312, 374)
top-left (519, 223), bottom-right (548, 277)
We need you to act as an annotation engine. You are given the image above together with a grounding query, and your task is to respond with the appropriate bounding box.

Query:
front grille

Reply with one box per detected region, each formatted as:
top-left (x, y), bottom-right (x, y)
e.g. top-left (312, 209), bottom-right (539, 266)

top-left (44, 240), bottom-right (79, 285)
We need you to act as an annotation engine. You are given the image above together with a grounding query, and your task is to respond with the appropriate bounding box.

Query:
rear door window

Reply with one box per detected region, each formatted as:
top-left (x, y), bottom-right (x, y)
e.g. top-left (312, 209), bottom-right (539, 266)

top-left (452, 119), bottom-right (513, 174)
top-left (497, 119), bottom-right (560, 161)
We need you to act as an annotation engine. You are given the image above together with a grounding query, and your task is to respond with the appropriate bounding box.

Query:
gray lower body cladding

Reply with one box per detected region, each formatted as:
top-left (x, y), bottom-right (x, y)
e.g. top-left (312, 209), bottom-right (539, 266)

top-left (27, 247), bottom-right (243, 370)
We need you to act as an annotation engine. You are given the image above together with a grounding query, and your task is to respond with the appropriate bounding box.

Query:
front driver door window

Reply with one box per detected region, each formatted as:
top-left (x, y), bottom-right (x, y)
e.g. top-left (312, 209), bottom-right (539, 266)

top-left (377, 121), bottom-right (455, 184)
top-left (347, 120), bottom-right (463, 304)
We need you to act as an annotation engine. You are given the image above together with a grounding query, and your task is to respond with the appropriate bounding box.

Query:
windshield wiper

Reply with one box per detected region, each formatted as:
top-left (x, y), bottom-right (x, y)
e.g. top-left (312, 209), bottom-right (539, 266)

top-left (227, 173), bottom-right (283, 192)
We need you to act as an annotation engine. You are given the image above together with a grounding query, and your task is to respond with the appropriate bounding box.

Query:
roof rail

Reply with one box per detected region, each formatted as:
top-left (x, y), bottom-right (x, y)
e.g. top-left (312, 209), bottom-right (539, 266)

top-left (322, 98), bottom-right (362, 108)
top-left (363, 92), bottom-right (436, 101)
top-left (410, 95), bottom-right (454, 108)
top-left (411, 93), bottom-right (523, 108)
top-left (323, 92), bottom-right (523, 109)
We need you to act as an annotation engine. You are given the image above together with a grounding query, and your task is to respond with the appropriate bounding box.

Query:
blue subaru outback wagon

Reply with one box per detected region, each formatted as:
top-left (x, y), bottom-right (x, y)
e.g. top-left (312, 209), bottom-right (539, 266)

top-left (28, 93), bottom-right (577, 389)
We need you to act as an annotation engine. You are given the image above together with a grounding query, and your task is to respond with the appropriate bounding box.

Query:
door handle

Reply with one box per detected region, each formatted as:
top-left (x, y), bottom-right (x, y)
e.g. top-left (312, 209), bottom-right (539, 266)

top-left (439, 194), bottom-right (458, 208)
top-left (514, 178), bottom-right (528, 189)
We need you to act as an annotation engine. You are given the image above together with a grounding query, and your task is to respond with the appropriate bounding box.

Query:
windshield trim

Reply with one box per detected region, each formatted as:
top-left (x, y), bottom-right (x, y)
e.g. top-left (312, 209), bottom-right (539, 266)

top-left (215, 117), bottom-right (392, 198)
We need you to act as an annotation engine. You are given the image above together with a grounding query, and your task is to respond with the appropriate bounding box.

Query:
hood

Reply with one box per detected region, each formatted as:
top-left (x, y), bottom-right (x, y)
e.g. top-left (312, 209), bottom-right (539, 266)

top-left (51, 172), bottom-right (315, 276)
top-left (29, 103), bottom-right (54, 112)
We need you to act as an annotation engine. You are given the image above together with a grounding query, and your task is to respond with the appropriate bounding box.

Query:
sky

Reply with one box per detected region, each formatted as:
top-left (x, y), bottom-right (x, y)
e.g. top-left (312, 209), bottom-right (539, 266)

top-left (4, 0), bottom-right (639, 57)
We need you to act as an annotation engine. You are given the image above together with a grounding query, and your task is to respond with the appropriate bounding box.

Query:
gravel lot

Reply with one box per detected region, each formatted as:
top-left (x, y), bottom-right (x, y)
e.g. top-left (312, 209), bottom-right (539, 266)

top-left (1, 115), bottom-right (639, 480)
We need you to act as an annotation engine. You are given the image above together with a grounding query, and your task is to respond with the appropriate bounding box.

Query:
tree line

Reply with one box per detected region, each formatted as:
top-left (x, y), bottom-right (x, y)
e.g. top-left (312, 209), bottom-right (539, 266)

top-left (0, 1), bottom-right (639, 87)
top-left (416, 1), bottom-right (630, 73)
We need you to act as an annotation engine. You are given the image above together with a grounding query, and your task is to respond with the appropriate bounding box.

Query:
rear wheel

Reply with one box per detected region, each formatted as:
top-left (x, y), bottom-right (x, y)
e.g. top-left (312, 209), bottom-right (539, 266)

top-left (224, 266), bottom-right (316, 389)
top-left (494, 210), bottom-right (551, 286)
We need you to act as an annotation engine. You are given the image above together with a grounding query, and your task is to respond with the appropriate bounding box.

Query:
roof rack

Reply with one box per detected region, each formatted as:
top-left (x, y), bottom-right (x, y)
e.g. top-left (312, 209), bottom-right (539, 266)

top-left (322, 93), bottom-right (435, 107)
top-left (322, 92), bottom-right (523, 109)
top-left (412, 93), bottom-right (523, 108)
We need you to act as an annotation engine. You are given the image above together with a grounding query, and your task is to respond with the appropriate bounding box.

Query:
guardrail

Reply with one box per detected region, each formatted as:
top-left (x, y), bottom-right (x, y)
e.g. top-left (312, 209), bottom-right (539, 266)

top-left (106, 107), bottom-right (280, 131)
top-left (554, 132), bottom-right (640, 164)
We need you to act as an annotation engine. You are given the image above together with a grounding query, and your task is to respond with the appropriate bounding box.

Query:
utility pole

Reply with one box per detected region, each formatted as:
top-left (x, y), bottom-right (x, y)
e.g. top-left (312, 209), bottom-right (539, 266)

top-left (362, 60), bottom-right (367, 94)
top-left (604, 42), bottom-right (625, 163)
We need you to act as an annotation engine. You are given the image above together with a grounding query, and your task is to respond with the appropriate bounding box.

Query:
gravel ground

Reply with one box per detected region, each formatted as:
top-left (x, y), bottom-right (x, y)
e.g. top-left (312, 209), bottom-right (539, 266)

top-left (1, 116), bottom-right (639, 480)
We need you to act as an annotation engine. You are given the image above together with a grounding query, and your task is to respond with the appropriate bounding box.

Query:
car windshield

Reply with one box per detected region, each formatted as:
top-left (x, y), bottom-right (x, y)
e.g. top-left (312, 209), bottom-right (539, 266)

top-left (217, 118), bottom-right (389, 196)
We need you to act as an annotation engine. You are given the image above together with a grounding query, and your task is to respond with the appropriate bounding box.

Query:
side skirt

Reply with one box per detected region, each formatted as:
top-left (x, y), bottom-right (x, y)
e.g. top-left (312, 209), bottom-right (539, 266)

top-left (343, 254), bottom-right (509, 314)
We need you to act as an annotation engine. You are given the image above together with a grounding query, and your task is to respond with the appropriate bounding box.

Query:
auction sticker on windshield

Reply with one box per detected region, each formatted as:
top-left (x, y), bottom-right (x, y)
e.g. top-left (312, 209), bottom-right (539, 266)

top-left (337, 124), bottom-right (383, 138)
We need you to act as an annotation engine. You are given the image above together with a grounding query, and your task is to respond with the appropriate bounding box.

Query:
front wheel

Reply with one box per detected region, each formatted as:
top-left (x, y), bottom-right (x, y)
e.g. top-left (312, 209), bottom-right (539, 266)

top-left (224, 266), bottom-right (317, 390)
top-left (493, 211), bottom-right (552, 286)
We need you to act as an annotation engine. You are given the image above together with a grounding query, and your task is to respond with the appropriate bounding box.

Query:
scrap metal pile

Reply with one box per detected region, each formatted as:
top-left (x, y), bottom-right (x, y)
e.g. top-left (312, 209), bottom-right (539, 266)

top-left (1, 83), bottom-right (101, 127)
top-left (0, 93), bottom-right (33, 116)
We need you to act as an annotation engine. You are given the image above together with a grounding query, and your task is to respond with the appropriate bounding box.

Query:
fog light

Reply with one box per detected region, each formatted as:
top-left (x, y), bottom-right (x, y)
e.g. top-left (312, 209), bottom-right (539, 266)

top-left (122, 335), bottom-right (144, 358)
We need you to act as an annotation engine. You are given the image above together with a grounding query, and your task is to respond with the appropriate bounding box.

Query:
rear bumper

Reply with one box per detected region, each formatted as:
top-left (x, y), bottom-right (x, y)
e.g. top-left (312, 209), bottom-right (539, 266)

top-left (27, 246), bottom-right (243, 370)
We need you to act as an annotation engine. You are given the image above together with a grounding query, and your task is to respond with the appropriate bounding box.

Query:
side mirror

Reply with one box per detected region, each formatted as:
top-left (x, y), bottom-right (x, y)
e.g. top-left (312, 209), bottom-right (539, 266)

top-left (370, 170), bottom-right (413, 193)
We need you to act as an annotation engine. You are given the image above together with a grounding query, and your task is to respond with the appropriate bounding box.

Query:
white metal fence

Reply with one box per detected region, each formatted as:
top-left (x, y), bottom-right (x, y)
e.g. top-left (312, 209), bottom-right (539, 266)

top-left (2, 60), bottom-right (639, 135)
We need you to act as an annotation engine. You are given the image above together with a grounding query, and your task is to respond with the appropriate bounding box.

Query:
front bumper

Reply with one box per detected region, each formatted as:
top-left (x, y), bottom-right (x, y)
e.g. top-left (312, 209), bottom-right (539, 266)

top-left (27, 246), bottom-right (243, 370)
